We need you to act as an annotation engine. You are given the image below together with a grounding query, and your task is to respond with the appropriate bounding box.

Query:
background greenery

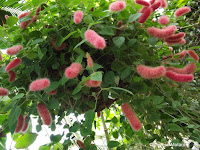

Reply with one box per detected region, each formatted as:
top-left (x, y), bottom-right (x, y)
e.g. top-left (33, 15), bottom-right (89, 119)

top-left (0, 0), bottom-right (199, 149)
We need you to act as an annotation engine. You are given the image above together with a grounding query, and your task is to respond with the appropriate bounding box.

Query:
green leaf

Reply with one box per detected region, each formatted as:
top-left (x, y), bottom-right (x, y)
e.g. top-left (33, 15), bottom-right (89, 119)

top-left (27, 52), bottom-right (38, 59)
top-left (83, 15), bottom-right (94, 24)
top-left (88, 21), bottom-right (103, 28)
top-left (56, 34), bottom-right (63, 47)
top-left (111, 116), bottom-right (118, 124)
top-left (166, 123), bottom-right (184, 132)
top-left (8, 106), bottom-right (21, 130)
top-left (89, 145), bottom-right (97, 150)
top-left (62, 31), bottom-right (77, 43)
top-left (91, 72), bottom-right (103, 81)
top-left (152, 96), bottom-right (164, 105)
top-left (39, 145), bottom-right (51, 150)
top-left (84, 110), bottom-right (95, 131)
top-left (38, 48), bottom-right (44, 59)
top-left (32, 0), bottom-right (46, 6)
top-left (72, 85), bottom-right (82, 95)
top-left (128, 39), bottom-right (137, 47)
top-left (113, 37), bottom-right (125, 48)
top-left (59, 75), bottom-right (68, 86)
top-left (11, 93), bottom-right (25, 101)
top-left (6, 16), bottom-right (18, 27)
top-left (121, 66), bottom-right (132, 80)
top-left (108, 141), bottom-right (120, 148)
top-left (31, 38), bottom-right (45, 45)
top-left (99, 27), bottom-right (114, 36)
top-left (15, 133), bottom-right (37, 149)
top-left (50, 134), bottom-right (62, 143)
top-left (189, 46), bottom-right (200, 49)
top-left (148, 37), bottom-right (158, 45)
top-left (66, 108), bottom-right (74, 116)
top-left (74, 39), bottom-right (86, 50)
top-left (103, 71), bottom-right (115, 86)
top-left (69, 122), bottom-right (80, 132)
top-left (44, 81), bottom-right (59, 92)
top-left (49, 98), bottom-right (60, 109)
top-left (128, 13), bottom-right (142, 23)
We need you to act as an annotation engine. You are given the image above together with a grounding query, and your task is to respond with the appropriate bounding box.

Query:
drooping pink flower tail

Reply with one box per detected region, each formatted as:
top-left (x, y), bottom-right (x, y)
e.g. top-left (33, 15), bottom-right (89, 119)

top-left (165, 63), bottom-right (196, 74)
top-left (135, 0), bottom-right (150, 7)
top-left (46, 89), bottom-right (57, 95)
top-left (65, 63), bottom-right (82, 79)
top-left (84, 29), bottom-right (106, 50)
top-left (29, 78), bottom-right (50, 91)
top-left (137, 65), bottom-right (166, 79)
top-left (121, 103), bottom-right (141, 131)
top-left (85, 80), bottom-right (102, 87)
top-left (7, 45), bottom-right (23, 55)
top-left (74, 10), bottom-right (84, 24)
top-left (175, 6), bottom-right (191, 18)
top-left (5, 58), bottom-right (22, 72)
top-left (15, 114), bottom-right (24, 133)
top-left (37, 103), bottom-right (52, 126)
top-left (109, 1), bottom-right (126, 12)
top-left (77, 140), bottom-right (86, 150)
top-left (21, 116), bottom-right (29, 132)
top-left (138, 7), bottom-right (152, 23)
top-left (187, 50), bottom-right (199, 61)
top-left (173, 50), bottom-right (187, 60)
top-left (165, 71), bottom-right (194, 82)
top-left (86, 52), bottom-right (93, 68)
top-left (8, 71), bottom-right (16, 82)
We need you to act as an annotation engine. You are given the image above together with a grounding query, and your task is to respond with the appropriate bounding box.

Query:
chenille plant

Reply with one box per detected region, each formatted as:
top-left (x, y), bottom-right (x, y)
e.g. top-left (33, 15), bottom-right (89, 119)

top-left (0, 0), bottom-right (199, 149)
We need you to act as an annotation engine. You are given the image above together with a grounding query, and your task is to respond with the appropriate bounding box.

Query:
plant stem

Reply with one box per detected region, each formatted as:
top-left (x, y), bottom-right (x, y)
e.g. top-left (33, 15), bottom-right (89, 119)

top-left (100, 111), bottom-right (111, 150)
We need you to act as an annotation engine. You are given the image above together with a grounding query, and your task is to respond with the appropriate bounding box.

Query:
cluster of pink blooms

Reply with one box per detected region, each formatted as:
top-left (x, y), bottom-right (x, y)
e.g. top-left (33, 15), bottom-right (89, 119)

top-left (109, 1), bottom-right (126, 12)
top-left (121, 103), bottom-right (141, 131)
top-left (15, 114), bottom-right (29, 133)
top-left (18, 5), bottom-right (44, 29)
top-left (84, 29), bottom-right (106, 50)
top-left (8, 71), bottom-right (16, 82)
top-left (74, 10), bottom-right (84, 24)
top-left (85, 80), bottom-right (102, 87)
top-left (29, 78), bottom-right (50, 91)
top-left (46, 89), bottom-right (57, 95)
top-left (65, 63), bottom-right (82, 79)
top-left (76, 140), bottom-right (86, 150)
top-left (37, 103), bottom-right (52, 126)
top-left (137, 0), bottom-right (168, 23)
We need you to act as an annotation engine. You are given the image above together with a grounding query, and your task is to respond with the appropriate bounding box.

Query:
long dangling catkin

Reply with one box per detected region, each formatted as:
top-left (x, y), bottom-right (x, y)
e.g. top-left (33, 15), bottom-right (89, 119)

top-left (5, 58), bottom-right (22, 72)
top-left (175, 6), bottom-right (191, 18)
top-left (29, 78), bottom-right (50, 91)
top-left (15, 114), bottom-right (24, 133)
top-left (137, 65), bottom-right (166, 79)
top-left (109, 1), bottom-right (126, 12)
top-left (37, 103), bottom-right (52, 126)
top-left (121, 103), bottom-right (141, 131)
top-left (165, 71), bottom-right (194, 82)
top-left (165, 63), bottom-right (196, 74)
top-left (187, 50), bottom-right (199, 61)
top-left (65, 63), bottom-right (82, 79)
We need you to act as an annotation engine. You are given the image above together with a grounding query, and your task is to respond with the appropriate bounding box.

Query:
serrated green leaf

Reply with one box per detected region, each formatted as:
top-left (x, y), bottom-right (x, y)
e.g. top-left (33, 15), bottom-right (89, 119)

top-left (15, 133), bottom-right (37, 149)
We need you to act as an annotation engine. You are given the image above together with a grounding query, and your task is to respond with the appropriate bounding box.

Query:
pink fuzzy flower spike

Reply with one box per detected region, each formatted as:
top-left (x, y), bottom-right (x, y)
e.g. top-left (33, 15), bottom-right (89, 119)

top-left (160, 0), bottom-right (168, 8)
top-left (7, 45), bottom-right (23, 55)
top-left (37, 103), bottom-right (52, 126)
top-left (109, 1), bottom-right (126, 12)
top-left (169, 47), bottom-right (173, 51)
top-left (137, 65), bottom-right (166, 79)
top-left (135, 0), bottom-right (150, 7)
top-left (86, 52), bottom-right (93, 68)
top-left (85, 80), bottom-right (102, 87)
top-left (166, 63), bottom-right (196, 75)
top-left (138, 7), bottom-right (152, 23)
top-left (173, 50), bottom-right (187, 60)
top-left (65, 63), bottom-right (82, 79)
top-left (147, 25), bottom-right (176, 38)
top-left (74, 10), bottom-right (84, 24)
top-left (150, 0), bottom-right (156, 4)
top-left (181, 38), bottom-right (186, 45)
top-left (151, 0), bottom-right (162, 11)
top-left (15, 114), bottom-right (24, 133)
top-left (29, 78), bottom-right (50, 92)
top-left (8, 71), bottom-right (16, 82)
top-left (5, 58), bottom-right (22, 72)
top-left (158, 15), bottom-right (169, 25)
top-left (187, 50), bottom-right (199, 61)
top-left (0, 88), bottom-right (8, 96)
top-left (165, 71), bottom-right (193, 82)
top-left (84, 29), bottom-right (106, 50)
top-left (175, 6), bottom-right (191, 18)
top-left (21, 116), bottom-right (29, 132)
top-left (165, 32), bottom-right (185, 41)
top-left (121, 103), bottom-right (141, 131)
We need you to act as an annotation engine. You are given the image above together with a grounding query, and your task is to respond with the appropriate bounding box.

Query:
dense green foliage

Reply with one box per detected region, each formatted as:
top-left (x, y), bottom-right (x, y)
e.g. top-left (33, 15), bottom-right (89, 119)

top-left (0, 0), bottom-right (199, 149)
